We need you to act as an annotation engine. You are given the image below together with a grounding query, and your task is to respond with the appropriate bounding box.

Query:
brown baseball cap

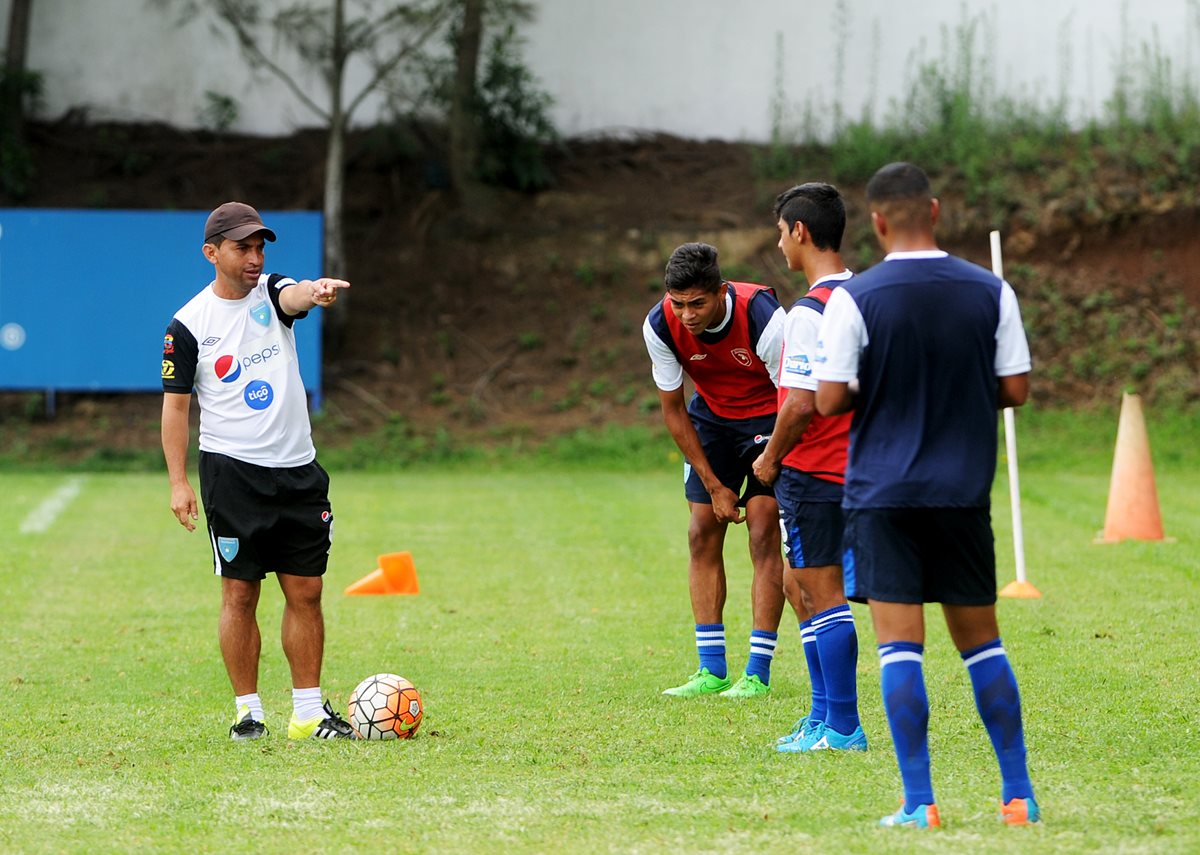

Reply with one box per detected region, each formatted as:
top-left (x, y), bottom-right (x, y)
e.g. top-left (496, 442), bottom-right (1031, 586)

top-left (204, 201), bottom-right (277, 243)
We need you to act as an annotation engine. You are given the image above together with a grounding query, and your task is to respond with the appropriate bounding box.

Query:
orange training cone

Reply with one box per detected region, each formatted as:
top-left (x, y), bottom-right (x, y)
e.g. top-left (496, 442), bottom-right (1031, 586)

top-left (1095, 393), bottom-right (1166, 543)
top-left (345, 551), bottom-right (420, 595)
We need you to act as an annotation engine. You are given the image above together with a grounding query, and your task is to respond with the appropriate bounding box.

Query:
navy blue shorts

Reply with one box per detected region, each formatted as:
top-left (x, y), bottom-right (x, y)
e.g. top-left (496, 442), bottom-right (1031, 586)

top-left (683, 396), bottom-right (776, 505)
top-left (842, 507), bottom-right (996, 605)
top-left (199, 451), bottom-right (334, 581)
top-left (775, 467), bottom-right (844, 569)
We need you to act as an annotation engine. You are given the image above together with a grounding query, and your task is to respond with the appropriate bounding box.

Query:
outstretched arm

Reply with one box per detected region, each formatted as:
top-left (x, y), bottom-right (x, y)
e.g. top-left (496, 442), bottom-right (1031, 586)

top-left (278, 277), bottom-right (351, 315)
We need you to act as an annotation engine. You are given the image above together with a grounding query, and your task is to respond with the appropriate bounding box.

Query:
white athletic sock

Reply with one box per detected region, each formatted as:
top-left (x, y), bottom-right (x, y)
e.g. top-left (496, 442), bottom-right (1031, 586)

top-left (235, 692), bottom-right (264, 723)
top-left (293, 686), bottom-right (324, 721)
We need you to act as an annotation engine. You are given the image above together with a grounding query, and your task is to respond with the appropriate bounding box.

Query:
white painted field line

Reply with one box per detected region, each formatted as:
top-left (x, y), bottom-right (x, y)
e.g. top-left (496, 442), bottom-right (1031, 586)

top-left (19, 477), bottom-right (85, 534)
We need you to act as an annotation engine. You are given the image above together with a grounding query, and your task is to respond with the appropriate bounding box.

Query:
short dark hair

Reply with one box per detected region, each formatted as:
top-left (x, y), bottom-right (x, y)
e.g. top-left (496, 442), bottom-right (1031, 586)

top-left (866, 162), bottom-right (933, 230)
top-left (773, 182), bottom-right (845, 251)
top-left (664, 242), bottom-right (723, 293)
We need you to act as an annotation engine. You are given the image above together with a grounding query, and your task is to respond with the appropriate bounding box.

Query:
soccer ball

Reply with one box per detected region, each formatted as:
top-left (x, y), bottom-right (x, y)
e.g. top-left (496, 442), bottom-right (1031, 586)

top-left (348, 673), bottom-right (423, 740)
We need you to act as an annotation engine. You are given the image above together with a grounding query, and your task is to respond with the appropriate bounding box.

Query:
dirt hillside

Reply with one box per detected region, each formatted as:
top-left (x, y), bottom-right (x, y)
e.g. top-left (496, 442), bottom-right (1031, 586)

top-left (2, 122), bottom-right (1197, 462)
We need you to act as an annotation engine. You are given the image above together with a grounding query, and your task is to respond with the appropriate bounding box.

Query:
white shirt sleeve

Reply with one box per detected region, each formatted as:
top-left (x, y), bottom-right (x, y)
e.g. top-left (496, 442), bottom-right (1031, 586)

top-left (995, 280), bottom-right (1032, 377)
top-left (779, 304), bottom-right (823, 392)
top-left (813, 287), bottom-right (867, 382)
top-left (643, 315), bottom-right (684, 392)
top-left (756, 305), bottom-right (786, 388)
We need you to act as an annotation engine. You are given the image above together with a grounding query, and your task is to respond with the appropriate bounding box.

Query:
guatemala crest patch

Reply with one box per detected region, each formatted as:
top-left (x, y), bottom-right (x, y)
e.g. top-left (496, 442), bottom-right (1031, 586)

top-left (249, 301), bottom-right (271, 326)
top-left (218, 537), bottom-right (240, 562)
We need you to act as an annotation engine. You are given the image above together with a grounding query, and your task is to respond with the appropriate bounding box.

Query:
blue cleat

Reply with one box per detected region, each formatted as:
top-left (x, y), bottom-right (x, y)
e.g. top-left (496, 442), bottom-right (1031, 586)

top-left (880, 802), bottom-right (940, 828)
top-left (807, 722), bottom-right (867, 752)
top-left (775, 714), bottom-right (813, 745)
top-left (776, 720), bottom-right (827, 753)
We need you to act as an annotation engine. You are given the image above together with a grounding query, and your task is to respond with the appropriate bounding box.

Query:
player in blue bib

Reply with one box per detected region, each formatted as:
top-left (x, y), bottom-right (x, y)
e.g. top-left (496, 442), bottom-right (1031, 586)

top-left (814, 163), bottom-right (1039, 829)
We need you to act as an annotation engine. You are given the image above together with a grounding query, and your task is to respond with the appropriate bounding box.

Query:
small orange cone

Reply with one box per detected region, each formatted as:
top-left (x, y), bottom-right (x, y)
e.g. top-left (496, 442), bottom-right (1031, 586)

top-left (998, 579), bottom-right (1042, 598)
top-left (1096, 393), bottom-right (1166, 543)
top-left (345, 551), bottom-right (420, 595)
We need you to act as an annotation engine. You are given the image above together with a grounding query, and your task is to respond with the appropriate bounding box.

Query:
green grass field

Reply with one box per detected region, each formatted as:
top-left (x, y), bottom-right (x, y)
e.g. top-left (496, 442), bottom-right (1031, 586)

top-left (2, 409), bottom-right (1198, 854)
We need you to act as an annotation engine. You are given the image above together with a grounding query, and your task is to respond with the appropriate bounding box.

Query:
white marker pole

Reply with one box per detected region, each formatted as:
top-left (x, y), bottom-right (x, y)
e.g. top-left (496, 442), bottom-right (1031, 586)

top-left (989, 230), bottom-right (1040, 598)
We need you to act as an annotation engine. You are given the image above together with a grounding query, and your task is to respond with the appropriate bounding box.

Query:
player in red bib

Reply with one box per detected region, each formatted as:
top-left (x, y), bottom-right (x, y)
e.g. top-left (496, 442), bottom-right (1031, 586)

top-left (644, 242), bottom-right (787, 698)
top-left (753, 183), bottom-right (866, 753)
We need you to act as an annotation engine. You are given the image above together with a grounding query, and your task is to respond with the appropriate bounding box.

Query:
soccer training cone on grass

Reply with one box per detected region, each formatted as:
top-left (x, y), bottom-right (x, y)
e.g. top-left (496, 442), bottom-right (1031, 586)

top-left (1096, 393), bottom-right (1166, 543)
top-left (345, 551), bottom-right (420, 595)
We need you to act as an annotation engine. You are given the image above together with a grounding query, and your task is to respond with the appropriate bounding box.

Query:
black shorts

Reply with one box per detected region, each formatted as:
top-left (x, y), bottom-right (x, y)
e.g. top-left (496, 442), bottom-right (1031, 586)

top-left (683, 396), bottom-right (776, 505)
top-left (199, 451), bottom-right (333, 581)
top-left (842, 507), bottom-right (996, 605)
top-left (776, 467), bottom-right (844, 569)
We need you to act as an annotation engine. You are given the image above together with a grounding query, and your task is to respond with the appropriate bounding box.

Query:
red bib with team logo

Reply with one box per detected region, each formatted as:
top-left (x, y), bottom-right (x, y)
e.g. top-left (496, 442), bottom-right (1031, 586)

top-left (661, 281), bottom-right (778, 420)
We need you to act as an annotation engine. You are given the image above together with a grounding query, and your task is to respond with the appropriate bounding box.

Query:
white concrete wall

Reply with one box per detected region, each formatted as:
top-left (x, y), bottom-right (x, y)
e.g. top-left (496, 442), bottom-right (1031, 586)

top-left (4, 0), bottom-right (1198, 140)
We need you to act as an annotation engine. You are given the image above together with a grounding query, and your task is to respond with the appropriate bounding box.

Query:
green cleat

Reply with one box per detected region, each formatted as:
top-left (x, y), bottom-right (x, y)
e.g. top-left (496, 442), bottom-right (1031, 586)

top-left (662, 667), bottom-right (732, 697)
top-left (720, 673), bottom-right (771, 698)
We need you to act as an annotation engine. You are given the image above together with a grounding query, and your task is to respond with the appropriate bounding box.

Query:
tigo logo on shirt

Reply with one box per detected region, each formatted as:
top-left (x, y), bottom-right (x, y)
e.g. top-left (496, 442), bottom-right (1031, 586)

top-left (244, 380), bottom-right (274, 410)
top-left (215, 354), bottom-right (242, 383)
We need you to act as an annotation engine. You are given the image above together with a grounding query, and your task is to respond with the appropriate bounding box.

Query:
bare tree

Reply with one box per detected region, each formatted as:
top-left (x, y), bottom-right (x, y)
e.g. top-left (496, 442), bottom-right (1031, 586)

top-left (3, 0), bottom-right (33, 143)
top-left (159, 0), bottom-right (450, 284)
top-left (447, 0), bottom-right (482, 202)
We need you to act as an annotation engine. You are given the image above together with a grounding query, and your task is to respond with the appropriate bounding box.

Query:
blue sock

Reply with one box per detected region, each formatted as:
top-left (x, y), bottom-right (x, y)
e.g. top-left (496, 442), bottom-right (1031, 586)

top-left (695, 623), bottom-right (726, 679)
top-left (813, 604), bottom-right (859, 734)
top-left (801, 620), bottom-right (826, 723)
top-left (879, 642), bottom-right (934, 811)
top-left (962, 638), bottom-right (1034, 803)
top-left (745, 629), bottom-right (778, 685)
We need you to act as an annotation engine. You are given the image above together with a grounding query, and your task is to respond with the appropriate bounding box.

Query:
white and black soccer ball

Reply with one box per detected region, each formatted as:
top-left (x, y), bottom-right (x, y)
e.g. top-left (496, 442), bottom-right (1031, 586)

top-left (348, 673), bottom-right (423, 740)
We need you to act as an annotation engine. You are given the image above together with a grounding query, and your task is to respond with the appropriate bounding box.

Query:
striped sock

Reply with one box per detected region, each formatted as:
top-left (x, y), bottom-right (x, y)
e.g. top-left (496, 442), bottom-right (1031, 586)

top-left (813, 604), bottom-right (859, 734)
top-left (801, 620), bottom-right (826, 724)
top-left (745, 629), bottom-right (778, 685)
top-left (879, 642), bottom-right (934, 811)
top-left (962, 638), bottom-right (1034, 803)
top-left (695, 623), bottom-right (727, 679)
top-left (293, 686), bottom-right (325, 722)
top-left (235, 692), bottom-right (264, 723)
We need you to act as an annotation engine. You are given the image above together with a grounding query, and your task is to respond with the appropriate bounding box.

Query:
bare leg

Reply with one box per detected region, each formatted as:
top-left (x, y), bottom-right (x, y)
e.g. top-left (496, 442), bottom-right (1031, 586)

top-left (277, 573), bottom-right (324, 688)
top-left (745, 494), bottom-right (785, 633)
top-left (686, 501), bottom-right (728, 624)
top-left (869, 600), bottom-right (926, 645)
top-left (941, 604), bottom-right (1001, 652)
top-left (219, 577), bottom-right (262, 696)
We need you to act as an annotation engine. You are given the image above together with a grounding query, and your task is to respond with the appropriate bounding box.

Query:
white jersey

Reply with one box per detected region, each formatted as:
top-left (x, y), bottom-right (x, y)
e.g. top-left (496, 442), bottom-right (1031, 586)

top-left (779, 270), bottom-right (854, 393)
top-left (162, 274), bottom-right (316, 467)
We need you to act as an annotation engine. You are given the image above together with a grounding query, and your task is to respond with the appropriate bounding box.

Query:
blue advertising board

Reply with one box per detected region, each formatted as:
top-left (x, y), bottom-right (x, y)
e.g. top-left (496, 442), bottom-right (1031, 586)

top-left (0, 209), bottom-right (324, 407)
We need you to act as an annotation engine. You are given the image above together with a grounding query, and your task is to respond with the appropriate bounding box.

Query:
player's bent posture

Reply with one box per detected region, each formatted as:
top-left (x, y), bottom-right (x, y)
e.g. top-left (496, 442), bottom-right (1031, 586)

top-left (752, 183), bottom-right (865, 753)
top-left (814, 163), bottom-right (1038, 828)
top-left (161, 201), bottom-right (355, 741)
top-left (644, 242), bottom-right (787, 698)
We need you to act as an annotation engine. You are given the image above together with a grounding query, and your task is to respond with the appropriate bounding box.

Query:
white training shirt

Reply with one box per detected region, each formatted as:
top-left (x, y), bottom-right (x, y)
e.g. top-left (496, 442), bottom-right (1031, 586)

top-left (164, 275), bottom-right (316, 467)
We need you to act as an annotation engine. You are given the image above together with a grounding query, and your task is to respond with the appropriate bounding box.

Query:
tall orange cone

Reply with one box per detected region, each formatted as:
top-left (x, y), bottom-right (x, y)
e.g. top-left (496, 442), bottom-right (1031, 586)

top-left (1096, 393), bottom-right (1166, 543)
top-left (345, 551), bottom-right (420, 595)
